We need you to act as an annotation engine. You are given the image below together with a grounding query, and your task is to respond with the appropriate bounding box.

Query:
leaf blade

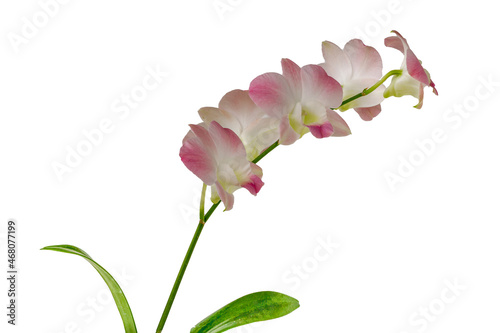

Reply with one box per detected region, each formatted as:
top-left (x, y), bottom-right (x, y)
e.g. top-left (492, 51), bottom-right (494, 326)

top-left (42, 245), bottom-right (137, 333)
top-left (191, 291), bottom-right (299, 333)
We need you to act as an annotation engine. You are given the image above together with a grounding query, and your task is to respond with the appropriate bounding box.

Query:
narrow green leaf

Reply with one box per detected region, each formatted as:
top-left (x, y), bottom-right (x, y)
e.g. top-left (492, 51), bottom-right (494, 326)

top-left (191, 291), bottom-right (299, 333)
top-left (41, 245), bottom-right (137, 333)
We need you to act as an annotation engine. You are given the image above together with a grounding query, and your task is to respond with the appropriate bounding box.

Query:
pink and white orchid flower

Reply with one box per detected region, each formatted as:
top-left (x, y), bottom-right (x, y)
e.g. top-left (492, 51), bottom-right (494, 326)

top-left (249, 59), bottom-right (350, 145)
top-left (180, 121), bottom-right (264, 211)
top-left (383, 30), bottom-right (438, 109)
top-left (198, 89), bottom-right (280, 161)
top-left (320, 39), bottom-right (385, 121)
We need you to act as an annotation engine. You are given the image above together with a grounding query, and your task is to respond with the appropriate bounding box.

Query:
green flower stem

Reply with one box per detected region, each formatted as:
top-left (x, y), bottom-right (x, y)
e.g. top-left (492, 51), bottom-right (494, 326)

top-left (203, 200), bottom-right (221, 222)
top-left (199, 183), bottom-right (207, 221)
top-left (156, 71), bottom-right (399, 331)
top-left (252, 140), bottom-right (280, 164)
top-left (156, 221), bottom-right (205, 333)
top-left (338, 69), bottom-right (402, 108)
top-left (156, 143), bottom-right (280, 332)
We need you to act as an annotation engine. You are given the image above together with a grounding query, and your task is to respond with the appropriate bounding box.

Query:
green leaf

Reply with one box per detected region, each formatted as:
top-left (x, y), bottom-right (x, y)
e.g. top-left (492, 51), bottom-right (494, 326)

top-left (191, 291), bottom-right (299, 333)
top-left (41, 245), bottom-right (137, 333)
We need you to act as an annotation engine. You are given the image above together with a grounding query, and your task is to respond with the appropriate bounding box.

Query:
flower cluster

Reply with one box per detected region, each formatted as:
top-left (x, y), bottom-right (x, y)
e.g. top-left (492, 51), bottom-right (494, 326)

top-left (180, 31), bottom-right (437, 210)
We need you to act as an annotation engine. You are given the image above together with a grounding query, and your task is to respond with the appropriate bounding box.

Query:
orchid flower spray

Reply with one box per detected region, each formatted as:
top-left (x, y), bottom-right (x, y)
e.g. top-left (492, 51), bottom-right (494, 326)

top-left (43, 30), bottom-right (437, 333)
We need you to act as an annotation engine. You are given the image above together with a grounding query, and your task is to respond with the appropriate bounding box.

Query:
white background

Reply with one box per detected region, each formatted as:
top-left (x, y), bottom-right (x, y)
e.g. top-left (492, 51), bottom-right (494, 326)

top-left (1, 0), bottom-right (499, 332)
